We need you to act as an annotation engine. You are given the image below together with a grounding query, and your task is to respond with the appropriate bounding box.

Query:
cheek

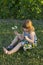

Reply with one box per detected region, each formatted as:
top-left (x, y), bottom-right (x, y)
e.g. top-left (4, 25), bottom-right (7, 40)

top-left (23, 28), bottom-right (28, 32)
top-left (24, 29), bottom-right (27, 31)
top-left (26, 29), bottom-right (28, 31)
top-left (23, 29), bottom-right (26, 31)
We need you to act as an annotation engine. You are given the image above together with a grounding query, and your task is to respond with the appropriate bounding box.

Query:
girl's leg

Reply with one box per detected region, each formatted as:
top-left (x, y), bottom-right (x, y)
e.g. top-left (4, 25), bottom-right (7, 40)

top-left (7, 36), bottom-right (19, 49)
top-left (9, 34), bottom-right (24, 46)
top-left (10, 36), bottom-right (19, 46)
top-left (3, 42), bottom-right (23, 55)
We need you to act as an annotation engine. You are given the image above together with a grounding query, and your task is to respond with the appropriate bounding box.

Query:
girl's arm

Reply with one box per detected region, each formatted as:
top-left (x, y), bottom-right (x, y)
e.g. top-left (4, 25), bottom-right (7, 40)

top-left (25, 32), bottom-right (35, 43)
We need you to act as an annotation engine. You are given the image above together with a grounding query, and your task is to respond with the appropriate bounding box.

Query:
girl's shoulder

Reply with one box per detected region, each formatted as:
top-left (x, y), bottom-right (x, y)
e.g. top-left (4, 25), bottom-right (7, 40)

top-left (30, 31), bottom-right (35, 35)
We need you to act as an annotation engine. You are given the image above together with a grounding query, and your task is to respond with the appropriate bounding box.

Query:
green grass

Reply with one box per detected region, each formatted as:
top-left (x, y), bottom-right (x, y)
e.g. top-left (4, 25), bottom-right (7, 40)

top-left (0, 20), bottom-right (43, 65)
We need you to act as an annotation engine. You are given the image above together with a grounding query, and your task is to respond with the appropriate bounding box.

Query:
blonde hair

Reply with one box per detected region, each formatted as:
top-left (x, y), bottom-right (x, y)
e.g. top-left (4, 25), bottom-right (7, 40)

top-left (25, 19), bottom-right (35, 32)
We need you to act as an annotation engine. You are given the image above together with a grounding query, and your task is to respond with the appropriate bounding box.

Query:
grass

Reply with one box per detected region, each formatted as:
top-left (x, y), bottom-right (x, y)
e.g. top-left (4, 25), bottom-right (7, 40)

top-left (0, 20), bottom-right (43, 65)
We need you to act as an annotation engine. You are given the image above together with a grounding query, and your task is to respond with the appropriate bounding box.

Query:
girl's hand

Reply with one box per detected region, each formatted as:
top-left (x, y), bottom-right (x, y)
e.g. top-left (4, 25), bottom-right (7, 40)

top-left (25, 36), bottom-right (34, 43)
top-left (14, 31), bottom-right (19, 35)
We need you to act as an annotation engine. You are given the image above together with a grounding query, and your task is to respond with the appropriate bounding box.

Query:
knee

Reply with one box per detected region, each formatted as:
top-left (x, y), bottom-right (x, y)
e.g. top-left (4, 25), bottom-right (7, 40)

top-left (16, 35), bottom-right (22, 40)
top-left (16, 35), bottom-right (20, 39)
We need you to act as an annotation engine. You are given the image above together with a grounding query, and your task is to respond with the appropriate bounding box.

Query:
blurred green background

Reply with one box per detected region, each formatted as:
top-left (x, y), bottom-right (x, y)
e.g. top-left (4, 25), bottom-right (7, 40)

top-left (0, 0), bottom-right (43, 19)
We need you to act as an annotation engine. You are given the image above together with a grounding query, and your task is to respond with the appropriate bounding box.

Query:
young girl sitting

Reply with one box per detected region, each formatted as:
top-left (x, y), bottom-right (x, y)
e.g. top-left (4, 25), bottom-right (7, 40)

top-left (3, 20), bottom-right (37, 55)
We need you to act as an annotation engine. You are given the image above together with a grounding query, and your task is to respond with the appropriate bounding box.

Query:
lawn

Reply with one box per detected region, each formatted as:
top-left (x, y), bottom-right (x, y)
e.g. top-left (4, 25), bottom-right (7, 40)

top-left (0, 20), bottom-right (43, 65)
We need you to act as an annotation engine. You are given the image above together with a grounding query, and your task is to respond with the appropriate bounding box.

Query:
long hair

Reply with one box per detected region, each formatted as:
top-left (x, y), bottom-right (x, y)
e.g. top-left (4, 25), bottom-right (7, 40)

top-left (23, 19), bottom-right (35, 32)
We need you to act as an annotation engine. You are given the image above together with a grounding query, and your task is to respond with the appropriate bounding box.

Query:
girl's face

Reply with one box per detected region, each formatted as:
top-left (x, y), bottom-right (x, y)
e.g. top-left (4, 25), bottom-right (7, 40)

top-left (23, 28), bottom-right (28, 32)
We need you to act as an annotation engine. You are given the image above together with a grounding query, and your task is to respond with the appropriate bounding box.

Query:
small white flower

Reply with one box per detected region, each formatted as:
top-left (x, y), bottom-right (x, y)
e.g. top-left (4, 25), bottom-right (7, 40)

top-left (12, 26), bottom-right (18, 30)
top-left (14, 26), bottom-right (18, 29)
top-left (12, 27), bottom-right (15, 30)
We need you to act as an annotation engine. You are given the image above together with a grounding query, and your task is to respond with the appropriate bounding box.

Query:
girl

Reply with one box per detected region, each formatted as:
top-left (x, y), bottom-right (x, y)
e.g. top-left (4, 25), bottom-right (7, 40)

top-left (3, 20), bottom-right (37, 55)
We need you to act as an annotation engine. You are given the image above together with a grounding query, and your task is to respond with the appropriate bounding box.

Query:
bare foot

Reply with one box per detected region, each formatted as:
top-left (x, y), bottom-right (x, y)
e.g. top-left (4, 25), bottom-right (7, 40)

top-left (3, 47), bottom-right (12, 55)
top-left (3, 47), bottom-right (8, 54)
